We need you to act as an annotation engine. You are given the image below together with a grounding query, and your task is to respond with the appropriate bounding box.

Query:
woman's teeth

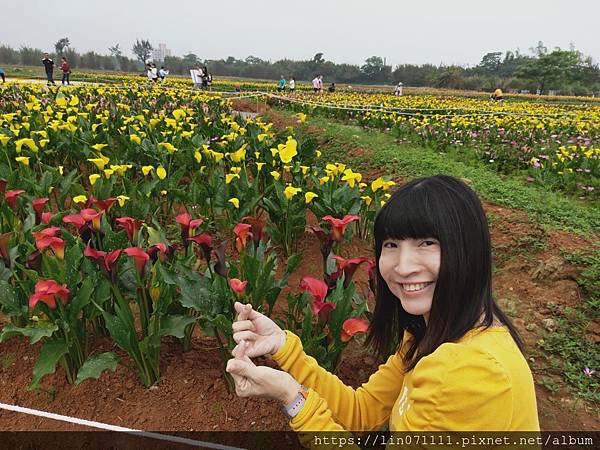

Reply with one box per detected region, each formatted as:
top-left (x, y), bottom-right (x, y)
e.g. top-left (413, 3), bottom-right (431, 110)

top-left (401, 282), bottom-right (433, 292)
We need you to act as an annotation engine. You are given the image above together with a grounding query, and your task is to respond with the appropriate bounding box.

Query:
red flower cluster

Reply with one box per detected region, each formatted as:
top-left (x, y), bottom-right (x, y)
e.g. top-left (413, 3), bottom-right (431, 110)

top-left (29, 279), bottom-right (70, 310)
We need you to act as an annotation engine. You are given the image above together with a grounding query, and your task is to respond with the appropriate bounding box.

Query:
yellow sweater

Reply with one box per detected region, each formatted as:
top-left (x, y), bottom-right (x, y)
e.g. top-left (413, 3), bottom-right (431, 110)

top-left (272, 327), bottom-right (539, 432)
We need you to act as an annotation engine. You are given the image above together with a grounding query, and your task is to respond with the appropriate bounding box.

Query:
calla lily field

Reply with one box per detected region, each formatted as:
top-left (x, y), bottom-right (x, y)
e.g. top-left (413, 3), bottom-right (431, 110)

top-left (0, 75), bottom-right (598, 434)
top-left (0, 81), bottom-right (387, 390)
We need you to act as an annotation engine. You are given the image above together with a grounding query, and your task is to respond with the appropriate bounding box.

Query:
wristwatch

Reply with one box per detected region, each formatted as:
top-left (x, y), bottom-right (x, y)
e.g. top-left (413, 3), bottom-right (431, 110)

top-left (282, 385), bottom-right (309, 420)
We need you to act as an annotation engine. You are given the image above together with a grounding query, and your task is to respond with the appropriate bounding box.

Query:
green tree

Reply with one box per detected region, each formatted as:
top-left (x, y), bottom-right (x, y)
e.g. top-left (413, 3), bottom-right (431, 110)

top-left (516, 49), bottom-right (581, 93)
top-left (476, 52), bottom-right (503, 75)
top-left (54, 37), bottom-right (70, 55)
top-left (132, 39), bottom-right (153, 65)
top-left (312, 52), bottom-right (325, 64)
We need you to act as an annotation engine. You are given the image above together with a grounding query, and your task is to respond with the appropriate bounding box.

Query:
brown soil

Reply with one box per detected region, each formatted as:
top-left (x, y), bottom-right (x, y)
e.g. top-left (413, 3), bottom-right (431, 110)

top-left (1, 106), bottom-right (598, 440)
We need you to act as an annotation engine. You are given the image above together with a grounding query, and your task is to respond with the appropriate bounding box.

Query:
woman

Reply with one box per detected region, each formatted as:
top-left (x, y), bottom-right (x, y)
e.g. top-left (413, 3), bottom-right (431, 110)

top-left (60, 57), bottom-right (71, 86)
top-left (227, 175), bottom-right (539, 433)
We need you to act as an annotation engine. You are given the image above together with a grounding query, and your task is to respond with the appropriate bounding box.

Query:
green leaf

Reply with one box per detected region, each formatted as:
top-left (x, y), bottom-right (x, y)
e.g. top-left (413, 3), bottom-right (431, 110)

top-left (159, 315), bottom-right (197, 338)
top-left (67, 276), bottom-right (94, 322)
top-left (75, 352), bottom-right (121, 385)
top-left (0, 280), bottom-right (23, 317)
top-left (102, 311), bottom-right (135, 353)
top-left (29, 339), bottom-right (68, 389)
top-left (0, 323), bottom-right (58, 344)
top-left (64, 242), bottom-right (83, 289)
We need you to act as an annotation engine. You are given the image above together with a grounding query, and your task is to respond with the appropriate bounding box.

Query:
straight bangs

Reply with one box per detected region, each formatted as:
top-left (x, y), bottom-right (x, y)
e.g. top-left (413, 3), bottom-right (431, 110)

top-left (374, 184), bottom-right (439, 251)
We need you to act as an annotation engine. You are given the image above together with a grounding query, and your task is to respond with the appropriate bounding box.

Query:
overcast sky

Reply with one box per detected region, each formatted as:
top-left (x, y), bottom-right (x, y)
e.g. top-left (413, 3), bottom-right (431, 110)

top-left (1, 0), bottom-right (598, 67)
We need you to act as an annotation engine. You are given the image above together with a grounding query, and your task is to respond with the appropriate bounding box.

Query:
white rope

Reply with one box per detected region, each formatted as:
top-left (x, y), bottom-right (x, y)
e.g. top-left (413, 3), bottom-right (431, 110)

top-left (0, 402), bottom-right (246, 450)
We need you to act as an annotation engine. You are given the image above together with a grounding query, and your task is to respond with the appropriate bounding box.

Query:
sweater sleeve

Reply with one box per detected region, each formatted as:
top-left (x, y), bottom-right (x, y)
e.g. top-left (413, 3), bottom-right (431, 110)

top-left (393, 344), bottom-right (513, 431)
top-left (272, 330), bottom-right (407, 432)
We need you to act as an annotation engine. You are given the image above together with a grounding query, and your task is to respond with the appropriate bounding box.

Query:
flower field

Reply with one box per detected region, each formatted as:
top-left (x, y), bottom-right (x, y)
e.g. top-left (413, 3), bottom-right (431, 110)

top-left (0, 82), bottom-right (397, 391)
top-left (275, 91), bottom-right (600, 198)
top-left (0, 77), bottom-right (598, 435)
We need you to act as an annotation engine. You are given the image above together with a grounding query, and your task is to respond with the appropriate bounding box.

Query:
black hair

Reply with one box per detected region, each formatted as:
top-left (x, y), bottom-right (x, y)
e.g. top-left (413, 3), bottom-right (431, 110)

top-left (365, 175), bottom-right (525, 372)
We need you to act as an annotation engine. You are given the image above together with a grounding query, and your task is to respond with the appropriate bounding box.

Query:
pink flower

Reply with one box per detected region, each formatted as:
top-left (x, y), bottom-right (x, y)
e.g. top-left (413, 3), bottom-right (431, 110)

top-left (322, 215), bottom-right (359, 242)
top-left (29, 279), bottom-right (70, 310)
top-left (340, 318), bottom-right (369, 342)
top-left (229, 278), bottom-right (248, 294)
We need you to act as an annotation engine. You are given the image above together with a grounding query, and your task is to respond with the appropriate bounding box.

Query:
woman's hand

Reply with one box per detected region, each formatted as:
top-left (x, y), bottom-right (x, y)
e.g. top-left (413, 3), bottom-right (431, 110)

top-left (232, 302), bottom-right (286, 358)
top-left (226, 341), bottom-right (300, 404)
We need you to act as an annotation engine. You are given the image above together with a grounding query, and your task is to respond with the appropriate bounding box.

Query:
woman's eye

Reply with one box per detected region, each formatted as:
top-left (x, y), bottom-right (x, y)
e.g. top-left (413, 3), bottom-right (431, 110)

top-left (420, 240), bottom-right (438, 247)
top-left (383, 241), bottom-right (397, 248)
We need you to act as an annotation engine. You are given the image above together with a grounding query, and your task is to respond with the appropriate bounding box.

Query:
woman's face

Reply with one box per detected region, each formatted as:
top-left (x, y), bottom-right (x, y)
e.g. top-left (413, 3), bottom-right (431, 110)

top-left (378, 238), bottom-right (441, 322)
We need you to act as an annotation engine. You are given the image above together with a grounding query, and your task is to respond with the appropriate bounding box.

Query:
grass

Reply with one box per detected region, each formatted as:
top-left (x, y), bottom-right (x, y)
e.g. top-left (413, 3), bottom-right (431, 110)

top-left (535, 304), bottom-right (599, 404)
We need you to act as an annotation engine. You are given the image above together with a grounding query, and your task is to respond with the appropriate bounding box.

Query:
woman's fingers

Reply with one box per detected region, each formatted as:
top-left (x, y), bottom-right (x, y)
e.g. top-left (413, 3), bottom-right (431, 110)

top-left (232, 319), bottom-right (255, 333)
top-left (233, 330), bottom-right (257, 344)
top-left (234, 302), bottom-right (253, 321)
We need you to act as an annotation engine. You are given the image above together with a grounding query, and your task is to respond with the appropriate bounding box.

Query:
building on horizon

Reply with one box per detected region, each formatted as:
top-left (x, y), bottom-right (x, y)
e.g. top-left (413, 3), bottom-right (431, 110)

top-left (152, 43), bottom-right (172, 62)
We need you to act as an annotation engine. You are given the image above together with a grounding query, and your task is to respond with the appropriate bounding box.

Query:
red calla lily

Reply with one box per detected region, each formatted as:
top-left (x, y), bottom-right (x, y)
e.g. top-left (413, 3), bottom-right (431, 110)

top-left (32, 227), bottom-right (61, 242)
top-left (5, 189), bottom-right (26, 211)
top-left (29, 279), bottom-right (70, 310)
top-left (300, 276), bottom-right (336, 317)
top-left (84, 246), bottom-right (122, 281)
top-left (62, 213), bottom-right (87, 232)
top-left (26, 250), bottom-right (42, 271)
top-left (148, 242), bottom-right (168, 262)
top-left (116, 217), bottom-right (144, 243)
top-left (41, 212), bottom-right (53, 225)
top-left (322, 215), bottom-right (360, 242)
top-left (124, 247), bottom-right (150, 276)
top-left (330, 255), bottom-right (370, 288)
top-left (341, 318), bottom-right (369, 342)
top-left (176, 213), bottom-right (204, 247)
top-left (35, 236), bottom-right (65, 260)
top-left (242, 216), bottom-right (266, 246)
top-left (32, 198), bottom-right (49, 223)
top-left (80, 208), bottom-right (104, 232)
top-left (229, 278), bottom-right (248, 294)
top-left (233, 223), bottom-right (252, 253)
top-left (94, 197), bottom-right (118, 212)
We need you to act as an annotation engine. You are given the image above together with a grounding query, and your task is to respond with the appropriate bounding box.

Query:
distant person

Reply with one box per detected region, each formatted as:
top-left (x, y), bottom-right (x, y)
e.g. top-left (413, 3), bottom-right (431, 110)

top-left (288, 76), bottom-right (295, 93)
top-left (317, 75), bottom-right (323, 93)
top-left (491, 88), bottom-right (504, 101)
top-left (159, 66), bottom-right (169, 82)
top-left (42, 53), bottom-right (55, 86)
top-left (191, 65), bottom-right (203, 89)
top-left (234, 83), bottom-right (241, 93)
top-left (394, 82), bottom-right (403, 96)
top-left (328, 82), bottom-right (336, 93)
top-left (277, 75), bottom-right (286, 92)
top-left (207, 71), bottom-right (213, 91)
top-left (151, 64), bottom-right (159, 83)
top-left (201, 66), bottom-right (209, 89)
top-left (312, 75), bottom-right (320, 93)
top-left (60, 57), bottom-right (71, 86)
top-left (147, 64), bottom-right (154, 82)
top-left (0, 67), bottom-right (5, 83)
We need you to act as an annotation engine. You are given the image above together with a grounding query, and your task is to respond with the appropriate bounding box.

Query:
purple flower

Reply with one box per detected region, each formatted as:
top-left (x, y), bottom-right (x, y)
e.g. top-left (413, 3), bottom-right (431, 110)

top-left (583, 367), bottom-right (595, 377)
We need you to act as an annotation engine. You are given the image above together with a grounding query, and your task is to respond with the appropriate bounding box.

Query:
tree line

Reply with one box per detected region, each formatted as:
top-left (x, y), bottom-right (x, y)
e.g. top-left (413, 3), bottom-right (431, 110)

top-left (1, 39), bottom-right (599, 95)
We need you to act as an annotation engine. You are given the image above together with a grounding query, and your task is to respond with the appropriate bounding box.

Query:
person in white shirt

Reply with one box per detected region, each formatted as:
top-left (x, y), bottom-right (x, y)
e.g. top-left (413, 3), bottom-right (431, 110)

top-left (289, 76), bottom-right (296, 93)
top-left (312, 76), bottom-right (320, 93)
top-left (159, 66), bottom-right (169, 82)
top-left (394, 82), bottom-right (403, 96)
